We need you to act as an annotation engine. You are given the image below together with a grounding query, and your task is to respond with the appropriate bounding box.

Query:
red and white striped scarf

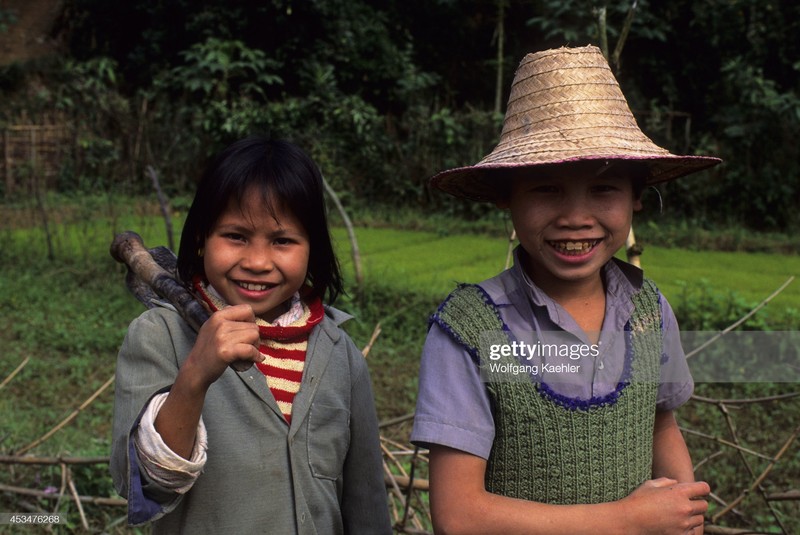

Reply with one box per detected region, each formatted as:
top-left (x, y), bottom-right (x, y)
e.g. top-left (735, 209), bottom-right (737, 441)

top-left (194, 279), bottom-right (324, 423)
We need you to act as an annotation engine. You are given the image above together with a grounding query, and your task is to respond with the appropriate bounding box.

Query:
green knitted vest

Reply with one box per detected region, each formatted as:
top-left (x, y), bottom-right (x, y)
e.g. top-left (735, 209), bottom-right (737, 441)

top-left (432, 280), bottom-right (662, 504)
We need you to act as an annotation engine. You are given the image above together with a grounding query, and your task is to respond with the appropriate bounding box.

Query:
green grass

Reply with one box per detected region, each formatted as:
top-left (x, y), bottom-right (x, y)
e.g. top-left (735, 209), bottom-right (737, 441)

top-left (642, 248), bottom-right (800, 313)
top-left (333, 227), bottom-right (800, 321)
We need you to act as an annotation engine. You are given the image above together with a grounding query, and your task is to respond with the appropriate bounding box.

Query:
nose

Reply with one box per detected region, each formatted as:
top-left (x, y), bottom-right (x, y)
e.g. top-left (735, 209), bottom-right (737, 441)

top-left (240, 242), bottom-right (273, 272)
top-left (555, 193), bottom-right (594, 228)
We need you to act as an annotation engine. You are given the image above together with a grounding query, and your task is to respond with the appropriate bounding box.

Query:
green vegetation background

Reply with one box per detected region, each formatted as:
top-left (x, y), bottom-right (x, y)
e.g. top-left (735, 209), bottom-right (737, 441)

top-left (2, 0), bottom-right (800, 532)
top-left (1, 199), bottom-right (799, 532)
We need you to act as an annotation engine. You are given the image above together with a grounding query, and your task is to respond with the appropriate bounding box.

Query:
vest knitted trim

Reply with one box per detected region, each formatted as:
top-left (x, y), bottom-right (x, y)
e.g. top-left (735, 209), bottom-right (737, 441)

top-left (432, 279), bottom-right (663, 504)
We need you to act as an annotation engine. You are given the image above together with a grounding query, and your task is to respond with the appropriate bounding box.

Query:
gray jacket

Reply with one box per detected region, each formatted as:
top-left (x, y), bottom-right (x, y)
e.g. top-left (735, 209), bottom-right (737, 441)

top-left (110, 304), bottom-right (392, 534)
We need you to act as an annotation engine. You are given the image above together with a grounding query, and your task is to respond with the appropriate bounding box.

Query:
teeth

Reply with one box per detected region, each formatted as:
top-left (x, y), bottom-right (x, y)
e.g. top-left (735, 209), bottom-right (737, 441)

top-left (552, 241), bottom-right (596, 254)
top-left (239, 282), bottom-right (270, 291)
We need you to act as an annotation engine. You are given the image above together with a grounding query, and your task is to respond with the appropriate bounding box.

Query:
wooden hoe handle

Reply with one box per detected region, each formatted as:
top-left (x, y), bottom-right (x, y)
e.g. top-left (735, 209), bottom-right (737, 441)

top-left (111, 231), bottom-right (252, 372)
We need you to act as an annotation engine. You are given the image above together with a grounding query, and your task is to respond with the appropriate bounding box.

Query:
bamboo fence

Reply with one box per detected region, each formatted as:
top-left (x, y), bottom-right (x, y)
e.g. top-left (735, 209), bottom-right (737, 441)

top-left (2, 124), bottom-right (71, 196)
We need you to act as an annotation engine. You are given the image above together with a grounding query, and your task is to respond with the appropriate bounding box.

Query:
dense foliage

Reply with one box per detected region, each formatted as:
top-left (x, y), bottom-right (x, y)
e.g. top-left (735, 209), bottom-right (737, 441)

top-left (1, 0), bottom-right (798, 231)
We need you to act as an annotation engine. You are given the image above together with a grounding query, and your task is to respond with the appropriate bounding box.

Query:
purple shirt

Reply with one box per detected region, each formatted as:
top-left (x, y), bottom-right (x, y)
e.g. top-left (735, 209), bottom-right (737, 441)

top-left (411, 250), bottom-right (693, 460)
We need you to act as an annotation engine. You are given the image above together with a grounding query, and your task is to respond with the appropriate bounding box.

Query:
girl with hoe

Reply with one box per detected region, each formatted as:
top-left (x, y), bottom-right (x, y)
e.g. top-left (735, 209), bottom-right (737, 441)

top-left (111, 137), bottom-right (392, 534)
top-left (412, 46), bottom-right (720, 534)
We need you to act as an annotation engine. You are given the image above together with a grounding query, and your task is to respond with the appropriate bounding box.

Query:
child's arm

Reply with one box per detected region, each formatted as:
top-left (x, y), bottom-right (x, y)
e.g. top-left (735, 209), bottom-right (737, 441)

top-left (653, 409), bottom-right (697, 483)
top-left (652, 410), bottom-right (706, 534)
top-left (155, 304), bottom-right (262, 458)
top-left (429, 445), bottom-right (709, 535)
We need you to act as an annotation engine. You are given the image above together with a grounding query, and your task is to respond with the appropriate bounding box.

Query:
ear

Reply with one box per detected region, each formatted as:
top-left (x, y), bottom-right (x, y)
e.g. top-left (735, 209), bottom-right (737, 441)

top-left (633, 197), bottom-right (643, 212)
top-left (495, 198), bottom-right (510, 209)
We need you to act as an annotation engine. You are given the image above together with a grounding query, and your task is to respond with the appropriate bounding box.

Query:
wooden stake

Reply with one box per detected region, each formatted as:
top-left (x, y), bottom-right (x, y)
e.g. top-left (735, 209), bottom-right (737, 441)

top-left (322, 176), bottom-right (364, 297)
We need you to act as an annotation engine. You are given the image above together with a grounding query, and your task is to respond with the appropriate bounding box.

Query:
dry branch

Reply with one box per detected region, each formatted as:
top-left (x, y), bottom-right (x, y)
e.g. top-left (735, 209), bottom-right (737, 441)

top-left (704, 526), bottom-right (768, 534)
top-left (765, 490), bottom-right (800, 501)
top-left (0, 483), bottom-right (126, 507)
top-left (362, 323), bottom-right (382, 358)
top-left (711, 424), bottom-right (800, 523)
top-left (685, 276), bottom-right (795, 360)
top-left (716, 400), bottom-right (788, 531)
top-left (692, 391), bottom-right (800, 405)
top-left (680, 427), bottom-right (773, 460)
top-left (146, 165), bottom-right (174, 252)
top-left (67, 469), bottom-right (89, 531)
top-left (0, 455), bottom-right (109, 465)
top-left (380, 413), bottom-right (415, 429)
top-left (504, 228), bottom-right (516, 270)
top-left (0, 355), bottom-right (29, 390)
top-left (15, 375), bottom-right (115, 455)
top-left (322, 175), bottom-right (363, 294)
top-left (386, 474), bottom-right (429, 492)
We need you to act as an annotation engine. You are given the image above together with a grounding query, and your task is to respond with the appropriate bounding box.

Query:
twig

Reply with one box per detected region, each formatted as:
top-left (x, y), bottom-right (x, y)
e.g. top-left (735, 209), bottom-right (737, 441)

top-left (717, 402), bottom-right (787, 531)
top-left (704, 526), bottom-right (768, 534)
top-left (504, 228), bottom-right (516, 270)
top-left (0, 455), bottom-right (110, 465)
top-left (711, 424), bottom-right (800, 523)
top-left (611, 0), bottom-right (639, 69)
top-left (685, 276), bottom-right (795, 360)
top-left (679, 427), bottom-right (772, 460)
top-left (56, 462), bottom-right (67, 525)
top-left (362, 322), bottom-right (382, 358)
top-left (401, 447), bottom-right (421, 526)
top-left (693, 450), bottom-right (725, 472)
top-left (322, 175), bottom-right (363, 296)
top-left (0, 355), bottom-right (29, 390)
top-left (387, 474), bottom-right (430, 492)
top-left (493, 0), bottom-right (505, 115)
top-left (146, 165), bottom-right (174, 252)
top-left (380, 412), bottom-right (415, 429)
top-left (596, 6), bottom-right (608, 60)
top-left (67, 469), bottom-right (89, 531)
top-left (15, 375), bottom-right (115, 455)
top-left (707, 491), bottom-right (745, 520)
top-left (765, 490), bottom-right (800, 501)
top-left (0, 483), bottom-right (126, 507)
top-left (691, 391), bottom-right (800, 405)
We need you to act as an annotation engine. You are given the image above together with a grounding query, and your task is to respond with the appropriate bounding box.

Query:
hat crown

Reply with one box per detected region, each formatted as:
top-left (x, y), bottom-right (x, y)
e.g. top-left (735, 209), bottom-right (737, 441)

top-left (486, 45), bottom-right (668, 166)
top-left (429, 45), bottom-right (721, 202)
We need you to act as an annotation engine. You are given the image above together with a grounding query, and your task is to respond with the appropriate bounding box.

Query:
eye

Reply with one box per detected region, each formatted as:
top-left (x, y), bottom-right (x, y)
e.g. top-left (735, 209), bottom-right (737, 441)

top-left (592, 184), bottom-right (619, 193)
top-left (223, 232), bottom-right (246, 242)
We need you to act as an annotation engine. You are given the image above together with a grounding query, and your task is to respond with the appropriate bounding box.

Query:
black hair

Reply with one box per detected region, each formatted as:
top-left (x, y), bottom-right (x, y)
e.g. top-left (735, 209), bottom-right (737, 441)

top-left (177, 136), bottom-right (344, 304)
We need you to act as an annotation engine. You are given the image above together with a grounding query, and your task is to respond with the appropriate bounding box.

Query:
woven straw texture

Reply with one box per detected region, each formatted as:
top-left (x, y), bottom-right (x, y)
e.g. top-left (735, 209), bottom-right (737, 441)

top-left (430, 46), bottom-right (721, 202)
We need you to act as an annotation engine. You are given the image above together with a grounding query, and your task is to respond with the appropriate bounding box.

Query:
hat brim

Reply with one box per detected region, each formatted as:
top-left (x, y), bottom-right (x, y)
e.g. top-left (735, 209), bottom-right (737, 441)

top-left (429, 154), bottom-right (722, 203)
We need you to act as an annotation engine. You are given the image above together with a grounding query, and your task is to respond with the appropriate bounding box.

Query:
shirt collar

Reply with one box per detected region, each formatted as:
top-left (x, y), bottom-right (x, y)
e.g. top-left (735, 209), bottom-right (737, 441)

top-left (508, 246), bottom-right (643, 308)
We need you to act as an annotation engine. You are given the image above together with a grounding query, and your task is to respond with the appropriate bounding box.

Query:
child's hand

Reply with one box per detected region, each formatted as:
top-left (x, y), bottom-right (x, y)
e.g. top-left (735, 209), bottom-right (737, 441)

top-left (622, 477), bottom-right (709, 534)
top-left (186, 304), bottom-right (262, 388)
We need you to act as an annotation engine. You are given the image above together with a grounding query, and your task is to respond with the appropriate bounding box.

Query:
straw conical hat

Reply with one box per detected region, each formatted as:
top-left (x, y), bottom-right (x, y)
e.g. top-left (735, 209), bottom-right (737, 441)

top-left (430, 45), bottom-right (721, 202)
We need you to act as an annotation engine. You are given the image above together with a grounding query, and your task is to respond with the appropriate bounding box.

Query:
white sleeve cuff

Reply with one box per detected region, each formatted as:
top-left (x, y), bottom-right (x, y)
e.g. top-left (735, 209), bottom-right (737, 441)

top-left (133, 392), bottom-right (208, 494)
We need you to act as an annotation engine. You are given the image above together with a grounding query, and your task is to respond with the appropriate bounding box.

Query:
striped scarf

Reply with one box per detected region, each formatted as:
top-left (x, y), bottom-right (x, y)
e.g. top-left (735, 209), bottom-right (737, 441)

top-left (194, 278), bottom-right (324, 423)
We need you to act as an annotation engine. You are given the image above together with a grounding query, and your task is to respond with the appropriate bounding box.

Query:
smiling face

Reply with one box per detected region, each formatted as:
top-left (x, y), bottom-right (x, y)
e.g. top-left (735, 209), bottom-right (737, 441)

top-left (203, 188), bottom-right (310, 323)
top-left (503, 166), bottom-right (642, 297)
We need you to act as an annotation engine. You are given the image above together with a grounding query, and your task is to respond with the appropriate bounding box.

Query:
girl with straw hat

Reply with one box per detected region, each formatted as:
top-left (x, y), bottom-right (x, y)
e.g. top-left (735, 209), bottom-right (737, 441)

top-left (411, 45), bottom-right (719, 534)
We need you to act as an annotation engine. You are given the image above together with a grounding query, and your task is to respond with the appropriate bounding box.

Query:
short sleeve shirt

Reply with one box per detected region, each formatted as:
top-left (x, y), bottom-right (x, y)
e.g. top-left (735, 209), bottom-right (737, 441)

top-left (410, 251), bottom-right (693, 460)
